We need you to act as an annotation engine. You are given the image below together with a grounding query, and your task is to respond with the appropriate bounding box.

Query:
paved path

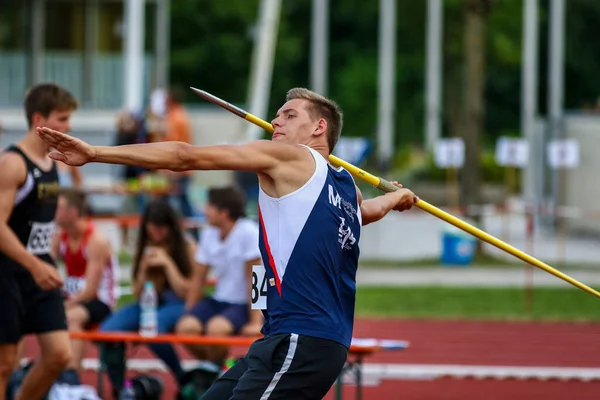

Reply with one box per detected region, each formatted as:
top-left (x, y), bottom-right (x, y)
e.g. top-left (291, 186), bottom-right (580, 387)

top-left (355, 266), bottom-right (600, 288)
top-left (113, 264), bottom-right (599, 288)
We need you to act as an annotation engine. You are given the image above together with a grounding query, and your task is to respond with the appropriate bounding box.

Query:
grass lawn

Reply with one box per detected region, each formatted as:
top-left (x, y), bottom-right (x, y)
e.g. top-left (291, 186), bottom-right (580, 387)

top-left (355, 286), bottom-right (600, 321)
top-left (119, 286), bottom-right (600, 322)
top-left (357, 253), bottom-right (600, 270)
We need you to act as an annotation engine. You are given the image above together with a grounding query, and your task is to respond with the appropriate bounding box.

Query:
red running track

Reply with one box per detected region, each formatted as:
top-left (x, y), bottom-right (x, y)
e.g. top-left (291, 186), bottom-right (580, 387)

top-left (21, 319), bottom-right (600, 399)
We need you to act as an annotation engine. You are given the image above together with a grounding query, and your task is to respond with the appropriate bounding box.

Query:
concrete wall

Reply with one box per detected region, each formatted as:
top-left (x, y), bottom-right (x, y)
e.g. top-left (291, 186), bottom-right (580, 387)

top-left (564, 114), bottom-right (600, 235)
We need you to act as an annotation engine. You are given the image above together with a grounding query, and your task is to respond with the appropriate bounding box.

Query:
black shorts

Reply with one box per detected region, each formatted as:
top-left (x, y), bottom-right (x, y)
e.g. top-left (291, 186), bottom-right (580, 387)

top-left (0, 272), bottom-right (67, 344)
top-left (80, 299), bottom-right (111, 328)
top-left (200, 333), bottom-right (348, 400)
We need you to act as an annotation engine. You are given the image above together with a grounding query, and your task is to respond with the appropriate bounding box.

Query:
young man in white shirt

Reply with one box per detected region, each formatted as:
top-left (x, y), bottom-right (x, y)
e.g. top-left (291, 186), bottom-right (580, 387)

top-left (176, 186), bottom-right (263, 366)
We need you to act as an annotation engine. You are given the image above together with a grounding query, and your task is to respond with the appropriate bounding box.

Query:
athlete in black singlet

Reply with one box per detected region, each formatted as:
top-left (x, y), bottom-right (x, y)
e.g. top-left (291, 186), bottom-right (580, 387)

top-left (0, 83), bottom-right (78, 400)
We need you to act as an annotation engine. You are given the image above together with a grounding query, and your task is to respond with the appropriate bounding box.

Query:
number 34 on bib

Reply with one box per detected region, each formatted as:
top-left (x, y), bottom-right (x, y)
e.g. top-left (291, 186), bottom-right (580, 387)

top-left (251, 265), bottom-right (269, 310)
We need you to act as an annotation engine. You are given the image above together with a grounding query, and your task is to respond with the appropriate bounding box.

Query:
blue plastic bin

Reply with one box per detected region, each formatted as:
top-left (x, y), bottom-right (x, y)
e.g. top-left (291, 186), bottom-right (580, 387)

top-left (441, 225), bottom-right (477, 266)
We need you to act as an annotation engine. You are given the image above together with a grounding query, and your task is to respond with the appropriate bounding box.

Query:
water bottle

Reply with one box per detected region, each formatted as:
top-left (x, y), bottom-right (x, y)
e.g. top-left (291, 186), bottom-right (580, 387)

top-left (119, 380), bottom-right (136, 400)
top-left (139, 281), bottom-right (158, 337)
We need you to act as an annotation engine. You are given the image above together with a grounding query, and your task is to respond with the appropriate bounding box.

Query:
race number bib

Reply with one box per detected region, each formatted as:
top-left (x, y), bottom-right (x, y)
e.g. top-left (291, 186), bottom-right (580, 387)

top-left (251, 265), bottom-right (268, 310)
top-left (26, 221), bottom-right (55, 255)
top-left (63, 276), bottom-right (85, 297)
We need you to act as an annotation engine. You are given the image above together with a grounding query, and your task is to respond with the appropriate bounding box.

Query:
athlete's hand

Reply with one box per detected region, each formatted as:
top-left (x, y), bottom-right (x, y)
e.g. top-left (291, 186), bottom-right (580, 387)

top-left (390, 181), bottom-right (419, 212)
top-left (36, 127), bottom-right (96, 166)
top-left (31, 261), bottom-right (64, 290)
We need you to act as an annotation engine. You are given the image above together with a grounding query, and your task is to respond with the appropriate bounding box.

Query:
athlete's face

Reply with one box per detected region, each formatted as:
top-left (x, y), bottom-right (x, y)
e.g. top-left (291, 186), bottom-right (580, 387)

top-left (32, 109), bottom-right (73, 135)
top-left (55, 196), bottom-right (77, 228)
top-left (270, 99), bottom-right (327, 146)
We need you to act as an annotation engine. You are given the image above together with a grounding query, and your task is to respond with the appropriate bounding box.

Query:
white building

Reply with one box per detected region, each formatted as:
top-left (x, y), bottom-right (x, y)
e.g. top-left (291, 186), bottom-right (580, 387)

top-left (0, 0), bottom-right (169, 110)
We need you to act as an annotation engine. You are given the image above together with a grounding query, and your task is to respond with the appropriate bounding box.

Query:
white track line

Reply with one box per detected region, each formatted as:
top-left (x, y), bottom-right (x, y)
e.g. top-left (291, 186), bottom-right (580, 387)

top-left (74, 359), bottom-right (600, 383)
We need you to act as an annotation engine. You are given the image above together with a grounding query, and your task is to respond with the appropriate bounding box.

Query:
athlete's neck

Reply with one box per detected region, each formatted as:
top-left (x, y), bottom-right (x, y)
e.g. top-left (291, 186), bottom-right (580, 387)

top-left (218, 219), bottom-right (236, 241)
top-left (19, 130), bottom-right (52, 159)
top-left (302, 140), bottom-right (329, 161)
top-left (65, 220), bottom-right (88, 241)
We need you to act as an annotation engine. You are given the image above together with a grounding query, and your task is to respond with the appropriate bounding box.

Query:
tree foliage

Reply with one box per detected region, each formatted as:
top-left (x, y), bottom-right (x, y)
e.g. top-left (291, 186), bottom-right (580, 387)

top-left (169, 0), bottom-right (600, 160)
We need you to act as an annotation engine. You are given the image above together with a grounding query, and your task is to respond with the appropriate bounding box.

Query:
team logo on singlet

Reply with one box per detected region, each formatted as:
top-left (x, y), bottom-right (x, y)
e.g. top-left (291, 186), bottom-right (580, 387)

top-left (26, 221), bottom-right (55, 255)
top-left (338, 217), bottom-right (356, 250)
top-left (37, 181), bottom-right (60, 202)
top-left (328, 184), bottom-right (358, 222)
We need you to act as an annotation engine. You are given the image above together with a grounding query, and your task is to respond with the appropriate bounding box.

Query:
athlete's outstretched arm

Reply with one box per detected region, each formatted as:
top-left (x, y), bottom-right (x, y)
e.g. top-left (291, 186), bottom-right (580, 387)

top-left (357, 182), bottom-right (419, 226)
top-left (37, 127), bottom-right (304, 175)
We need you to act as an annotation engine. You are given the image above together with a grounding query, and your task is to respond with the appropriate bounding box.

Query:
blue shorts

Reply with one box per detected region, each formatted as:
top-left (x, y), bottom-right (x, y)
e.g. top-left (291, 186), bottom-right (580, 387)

top-left (188, 297), bottom-right (249, 334)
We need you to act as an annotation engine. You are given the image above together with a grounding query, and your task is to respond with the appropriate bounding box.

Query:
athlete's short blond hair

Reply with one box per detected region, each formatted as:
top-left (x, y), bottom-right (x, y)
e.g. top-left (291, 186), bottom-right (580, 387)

top-left (285, 88), bottom-right (343, 154)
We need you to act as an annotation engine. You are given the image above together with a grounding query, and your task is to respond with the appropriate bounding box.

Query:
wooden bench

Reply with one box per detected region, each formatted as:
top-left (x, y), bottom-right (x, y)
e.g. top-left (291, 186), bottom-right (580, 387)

top-left (70, 331), bottom-right (408, 400)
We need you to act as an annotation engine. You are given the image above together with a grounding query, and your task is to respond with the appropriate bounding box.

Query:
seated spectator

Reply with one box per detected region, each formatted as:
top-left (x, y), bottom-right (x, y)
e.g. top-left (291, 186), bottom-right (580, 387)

top-left (51, 188), bottom-right (117, 380)
top-left (175, 186), bottom-right (263, 369)
top-left (99, 199), bottom-right (195, 396)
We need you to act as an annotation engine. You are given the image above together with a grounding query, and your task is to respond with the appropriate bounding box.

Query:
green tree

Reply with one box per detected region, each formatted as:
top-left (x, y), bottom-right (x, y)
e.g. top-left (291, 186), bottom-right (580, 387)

top-left (167, 0), bottom-right (600, 175)
top-left (458, 0), bottom-right (492, 251)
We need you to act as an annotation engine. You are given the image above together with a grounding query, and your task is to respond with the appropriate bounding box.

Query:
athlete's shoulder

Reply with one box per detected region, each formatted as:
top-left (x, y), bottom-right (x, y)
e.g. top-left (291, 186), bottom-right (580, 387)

top-left (0, 151), bottom-right (28, 186)
top-left (88, 228), bottom-right (111, 248)
top-left (86, 229), bottom-right (112, 259)
top-left (354, 184), bottom-right (363, 207)
top-left (242, 140), bottom-right (310, 161)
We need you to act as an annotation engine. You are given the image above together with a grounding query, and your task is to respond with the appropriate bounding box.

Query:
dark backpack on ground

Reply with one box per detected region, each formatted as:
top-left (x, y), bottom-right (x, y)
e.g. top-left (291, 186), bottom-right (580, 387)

top-left (177, 362), bottom-right (223, 400)
top-left (124, 375), bottom-right (164, 400)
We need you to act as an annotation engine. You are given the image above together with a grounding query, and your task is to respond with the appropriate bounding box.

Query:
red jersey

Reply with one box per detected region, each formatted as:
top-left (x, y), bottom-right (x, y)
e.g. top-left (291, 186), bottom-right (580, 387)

top-left (59, 223), bottom-right (117, 307)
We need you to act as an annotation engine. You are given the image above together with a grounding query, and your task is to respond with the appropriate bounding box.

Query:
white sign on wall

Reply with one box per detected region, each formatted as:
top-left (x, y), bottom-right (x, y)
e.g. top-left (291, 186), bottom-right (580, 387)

top-left (434, 138), bottom-right (465, 168)
top-left (333, 137), bottom-right (371, 166)
top-left (495, 137), bottom-right (529, 168)
top-left (547, 139), bottom-right (580, 169)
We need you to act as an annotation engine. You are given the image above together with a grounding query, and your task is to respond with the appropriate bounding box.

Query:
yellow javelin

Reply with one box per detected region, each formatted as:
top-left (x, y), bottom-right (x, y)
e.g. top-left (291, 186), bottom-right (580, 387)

top-left (190, 87), bottom-right (600, 299)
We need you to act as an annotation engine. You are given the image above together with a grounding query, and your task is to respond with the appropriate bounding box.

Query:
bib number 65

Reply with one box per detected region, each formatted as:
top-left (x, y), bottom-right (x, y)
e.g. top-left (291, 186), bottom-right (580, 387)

top-left (251, 265), bottom-right (268, 310)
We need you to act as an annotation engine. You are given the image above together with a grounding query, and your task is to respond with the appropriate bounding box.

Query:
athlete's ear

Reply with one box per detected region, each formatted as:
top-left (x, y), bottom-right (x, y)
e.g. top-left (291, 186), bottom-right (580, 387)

top-left (31, 112), bottom-right (44, 128)
top-left (312, 118), bottom-right (327, 138)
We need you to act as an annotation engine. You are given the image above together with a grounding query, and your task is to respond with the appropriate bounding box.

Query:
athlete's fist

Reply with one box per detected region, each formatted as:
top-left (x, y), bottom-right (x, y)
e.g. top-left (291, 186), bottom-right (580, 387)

top-left (31, 261), bottom-right (64, 290)
top-left (36, 127), bottom-right (96, 166)
top-left (389, 181), bottom-right (419, 212)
